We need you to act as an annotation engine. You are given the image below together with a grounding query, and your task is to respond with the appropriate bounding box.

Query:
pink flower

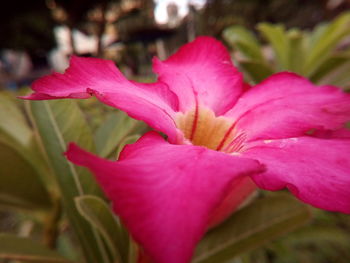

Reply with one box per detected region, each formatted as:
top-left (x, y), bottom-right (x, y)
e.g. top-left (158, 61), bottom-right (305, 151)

top-left (23, 37), bottom-right (350, 263)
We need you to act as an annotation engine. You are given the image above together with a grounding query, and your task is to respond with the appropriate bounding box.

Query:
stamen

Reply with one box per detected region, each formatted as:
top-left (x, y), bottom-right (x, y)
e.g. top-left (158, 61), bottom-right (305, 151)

top-left (176, 106), bottom-right (246, 153)
top-left (224, 133), bottom-right (247, 153)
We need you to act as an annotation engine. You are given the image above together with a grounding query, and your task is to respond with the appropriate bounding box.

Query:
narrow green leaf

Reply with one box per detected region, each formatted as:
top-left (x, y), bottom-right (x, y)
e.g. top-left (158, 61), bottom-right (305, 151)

top-left (0, 137), bottom-right (51, 210)
top-left (193, 194), bottom-right (311, 263)
top-left (309, 53), bottom-right (350, 83)
top-left (95, 111), bottom-right (142, 158)
top-left (239, 61), bottom-right (274, 83)
top-left (0, 92), bottom-right (32, 146)
top-left (306, 23), bottom-right (327, 49)
top-left (0, 93), bottom-right (55, 210)
top-left (29, 100), bottom-right (108, 263)
top-left (316, 60), bottom-right (350, 87)
top-left (258, 23), bottom-right (290, 70)
top-left (223, 25), bottom-right (264, 62)
top-left (287, 29), bottom-right (305, 73)
top-left (283, 226), bottom-right (350, 247)
top-left (128, 240), bottom-right (138, 263)
top-left (265, 226), bottom-right (350, 263)
top-left (56, 234), bottom-right (80, 262)
top-left (76, 195), bottom-right (130, 263)
top-left (304, 12), bottom-right (350, 76)
top-left (0, 233), bottom-right (73, 263)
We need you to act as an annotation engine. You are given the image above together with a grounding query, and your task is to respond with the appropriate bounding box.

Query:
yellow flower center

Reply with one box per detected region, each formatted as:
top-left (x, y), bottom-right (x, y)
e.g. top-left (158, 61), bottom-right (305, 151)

top-left (176, 106), bottom-right (245, 153)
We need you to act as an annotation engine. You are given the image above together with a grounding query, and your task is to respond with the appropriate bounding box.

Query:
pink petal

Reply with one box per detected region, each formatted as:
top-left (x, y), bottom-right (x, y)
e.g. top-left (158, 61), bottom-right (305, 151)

top-left (21, 56), bottom-right (181, 142)
top-left (244, 137), bottom-right (350, 213)
top-left (153, 36), bottom-right (243, 115)
top-left (226, 72), bottom-right (350, 141)
top-left (66, 132), bottom-right (264, 263)
top-left (207, 177), bottom-right (257, 228)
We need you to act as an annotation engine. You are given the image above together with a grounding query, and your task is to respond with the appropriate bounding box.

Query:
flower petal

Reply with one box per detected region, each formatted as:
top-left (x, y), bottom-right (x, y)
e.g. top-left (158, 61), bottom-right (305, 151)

top-left (66, 132), bottom-right (264, 263)
top-left (207, 177), bottom-right (257, 228)
top-left (226, 72), bottom-right (350, 141)
top-left (153, 36), bottom-right (243, 115)
top-left (244, 137), bottom-right (350, 213)
top-left (21, 56), bottom-right (180, 142)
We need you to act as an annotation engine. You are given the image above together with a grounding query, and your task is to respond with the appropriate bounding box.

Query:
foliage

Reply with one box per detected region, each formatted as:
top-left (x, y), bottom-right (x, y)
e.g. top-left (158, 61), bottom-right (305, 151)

top-left (223, 12), bottom-right (350, 88)
top-left (193, 194), bottom-right (311, 263)
top-left (0, 90), bottom-right (313, 262)
top-left (200, 0), bottom-right (347, 36)
top-left (239, 209), bottom-right (350, 263)
top-left (0, 91), bottom-right (144, 262)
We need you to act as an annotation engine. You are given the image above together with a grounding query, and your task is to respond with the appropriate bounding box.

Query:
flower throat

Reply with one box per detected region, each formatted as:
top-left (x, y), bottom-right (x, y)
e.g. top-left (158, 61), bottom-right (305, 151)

top-left (176, 107), bottom-right (246, 153)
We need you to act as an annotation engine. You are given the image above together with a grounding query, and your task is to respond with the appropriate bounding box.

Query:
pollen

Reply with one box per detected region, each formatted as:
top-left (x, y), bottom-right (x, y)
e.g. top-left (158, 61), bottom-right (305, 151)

top-left (176, 106), bottom-right (246, 153)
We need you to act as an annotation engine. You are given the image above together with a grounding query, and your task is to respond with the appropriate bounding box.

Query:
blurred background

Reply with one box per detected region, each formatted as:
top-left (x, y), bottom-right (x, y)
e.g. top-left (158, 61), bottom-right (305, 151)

top-left (1, 0), bottom-right (350, 89)
top-left (1, 1), bottom-right (350, 263)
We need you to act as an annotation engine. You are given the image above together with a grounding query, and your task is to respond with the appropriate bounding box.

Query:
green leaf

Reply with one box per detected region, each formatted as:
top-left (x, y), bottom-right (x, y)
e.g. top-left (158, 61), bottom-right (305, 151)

top-left (76, 195), bottom-right (130, 263)
top-left (0, 93), bottom-right (54, 210)
top-left (306, 23), bottom-right (328, 49)
top-left (287, 29), bottom-right (305, 73)
top-left (258, 23), bottom-right (290, 70)
top-left (95, 111), bottom-right (142, 158)
top-left (264, 225), bottom-right (350, 263)
top-left (0, 233), bottom-right (73, 263)
top-left (309, 53), bottom-right (350, 84)
top-left (28, 100), bottom-right (108, 263)
top-left (303, 12), bottom-right (350, 76)
top-left (283, 226), bottom-right (350, 247)
top-left (56, 234), bottom-right (80, 262)
top-left (0, 92), bottom-right (32, 146)
top-left (0, 137), bottom-right (52, 210)
top-left (223, 25), bottom-right (264, 62)
top-left (316, 60), bottom-right (350, 87)
top-left (127, 240), bottom-right (138, 263)
top-left (193, 193), bottom-right (311, 263)
top-left (239, 61), bottom-right (274, 83)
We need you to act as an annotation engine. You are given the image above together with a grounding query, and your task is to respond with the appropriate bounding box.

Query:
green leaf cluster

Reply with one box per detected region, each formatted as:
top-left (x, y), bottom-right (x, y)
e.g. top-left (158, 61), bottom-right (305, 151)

top-left (194, 193), bottom-right (311, 263)
top-left (239, 208), bottom-right (350, 263)
top-left (223, 11), bottom-right (350, 88)
top-left (0, 93), bottom-right (143, 263)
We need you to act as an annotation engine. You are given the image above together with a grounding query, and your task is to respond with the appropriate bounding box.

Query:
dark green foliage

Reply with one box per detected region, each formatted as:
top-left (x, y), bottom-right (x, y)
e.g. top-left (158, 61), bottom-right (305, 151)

top-left (223, 12), bottom-right (350, 87)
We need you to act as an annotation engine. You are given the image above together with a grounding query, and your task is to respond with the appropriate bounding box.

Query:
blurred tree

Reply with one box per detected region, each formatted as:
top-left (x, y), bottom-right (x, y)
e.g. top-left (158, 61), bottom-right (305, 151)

top-left (51, 0), bottom-right (117, 55)
top-left (0, 0), bottom-right (55, 57)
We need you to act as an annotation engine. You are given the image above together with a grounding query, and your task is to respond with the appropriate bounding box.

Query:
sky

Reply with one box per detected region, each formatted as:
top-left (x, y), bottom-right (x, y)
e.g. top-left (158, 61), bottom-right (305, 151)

top-left (154, 0), bottom-right (206, 24)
